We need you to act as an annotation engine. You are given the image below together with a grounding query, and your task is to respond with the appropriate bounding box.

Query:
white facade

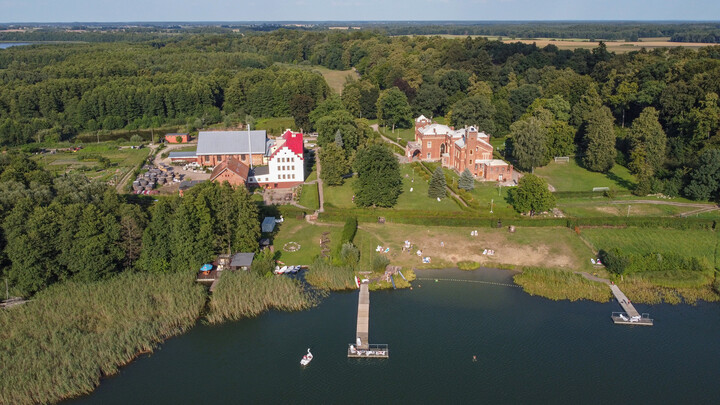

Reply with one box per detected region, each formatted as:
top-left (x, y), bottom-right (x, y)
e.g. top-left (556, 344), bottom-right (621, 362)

top-left (248, 142), bottom-right (304, 187)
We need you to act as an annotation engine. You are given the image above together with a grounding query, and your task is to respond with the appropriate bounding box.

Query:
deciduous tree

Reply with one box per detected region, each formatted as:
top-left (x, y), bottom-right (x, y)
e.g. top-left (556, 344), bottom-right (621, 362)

top-left (353, 145), bottom-right (402, 208)
top-left (509, 174), bottom-right (556, 216)
top-left (582, 106), bottom-right (616, 173)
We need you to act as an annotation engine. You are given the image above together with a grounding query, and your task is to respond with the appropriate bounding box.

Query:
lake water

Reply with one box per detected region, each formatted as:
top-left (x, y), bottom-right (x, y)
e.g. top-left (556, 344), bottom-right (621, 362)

top-left (69, 268), bottom-right (720, 404)
top-left (0, 43), bottom-right (31, 49)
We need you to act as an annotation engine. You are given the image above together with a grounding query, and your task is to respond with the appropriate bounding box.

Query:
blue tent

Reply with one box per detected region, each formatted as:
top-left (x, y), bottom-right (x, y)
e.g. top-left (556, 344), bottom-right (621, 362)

top-left (262, 217), bottom-right (276, 233)
top-left (200, 264), bottom-right (213, 272)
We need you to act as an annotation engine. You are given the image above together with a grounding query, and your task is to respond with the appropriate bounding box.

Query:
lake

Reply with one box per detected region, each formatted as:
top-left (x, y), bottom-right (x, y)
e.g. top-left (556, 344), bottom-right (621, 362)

top-left (0, 42), bottom-right (31, 49)
top-left (69, 268), bottom-right (720, 404)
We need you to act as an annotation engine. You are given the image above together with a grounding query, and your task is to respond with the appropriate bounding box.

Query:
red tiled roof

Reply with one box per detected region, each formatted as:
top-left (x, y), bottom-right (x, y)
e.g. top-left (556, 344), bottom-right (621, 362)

top-left (210, 157), bottom-right (250, 181)
top-left (270, 130), bottom-right (304, 160)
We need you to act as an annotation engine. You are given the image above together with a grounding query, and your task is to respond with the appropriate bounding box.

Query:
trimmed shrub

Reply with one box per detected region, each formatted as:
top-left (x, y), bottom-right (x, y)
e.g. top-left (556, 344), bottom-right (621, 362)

top-left (341, 216), bottom-right (358, 244)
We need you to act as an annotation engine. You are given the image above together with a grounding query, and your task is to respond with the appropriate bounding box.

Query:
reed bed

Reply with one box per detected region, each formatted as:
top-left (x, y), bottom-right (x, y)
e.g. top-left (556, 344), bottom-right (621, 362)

top-left (206, 272), bottom-right (315, 324)
top-left (0, 272), bottom-right (206, 405)
top-left (617, 277), bottom-right (720, 305)
top-left (305, 259), bottom-right (356, 290)
top-left (514, 267), bottom-right (613, 302)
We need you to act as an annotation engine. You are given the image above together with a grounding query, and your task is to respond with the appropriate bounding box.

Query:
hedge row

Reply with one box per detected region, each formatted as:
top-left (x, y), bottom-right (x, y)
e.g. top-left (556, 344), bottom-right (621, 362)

top-left (318, 208), bottom-right (717, 230)
top-left (600, 248), bottom-right (713, 275)
top-left (553, 191), bottom-right (632, 199)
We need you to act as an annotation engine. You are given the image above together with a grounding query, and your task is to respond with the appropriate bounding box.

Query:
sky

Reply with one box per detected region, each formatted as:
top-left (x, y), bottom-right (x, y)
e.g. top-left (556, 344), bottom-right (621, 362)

top-left (1, 0), bottom-right (719, 23)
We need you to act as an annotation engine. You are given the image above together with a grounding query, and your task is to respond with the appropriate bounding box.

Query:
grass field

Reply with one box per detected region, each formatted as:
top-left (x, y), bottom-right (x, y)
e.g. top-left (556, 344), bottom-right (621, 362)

top-left (255, 117), bottom-right (295, 136)
top-left (272, 218), bottom-right (342, 265)
top-left (34, 144), bottom-right (149, 183)
top-left (379, 125), bottom-right (415, 143)
top-left (324, 164), bottom-right (462, 211)
top-left (558, 200), bottom-right (704, 217)
top-left (408, 35), bottom-right (711, 54)
top-left (357, 223), bottom-right (595, 272)
top-left (275, 63), bottom-right (359, 94)
top-left (299, 183), bottom-right (320, 210)
top-left (581, 228), bottom-right (718, 265)
top-left (534, 159), bottom-right (635, 192)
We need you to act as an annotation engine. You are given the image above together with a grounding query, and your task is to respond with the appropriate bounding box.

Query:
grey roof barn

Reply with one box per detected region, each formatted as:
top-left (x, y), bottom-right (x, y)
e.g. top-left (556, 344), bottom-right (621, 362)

top-left (196, 130), bottom-right (269, 156)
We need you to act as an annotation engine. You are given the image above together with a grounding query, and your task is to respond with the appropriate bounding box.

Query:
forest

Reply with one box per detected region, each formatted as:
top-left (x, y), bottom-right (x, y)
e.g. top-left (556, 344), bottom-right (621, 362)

top-left (1, 28), bottom-right (720, 294)
top-left (1, 29), bottom-right (719, 199)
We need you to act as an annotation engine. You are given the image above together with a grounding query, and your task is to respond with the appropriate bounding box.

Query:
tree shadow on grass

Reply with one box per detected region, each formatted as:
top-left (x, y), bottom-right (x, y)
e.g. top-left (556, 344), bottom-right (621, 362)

top-left (605, 171), bottom-right (635, 191)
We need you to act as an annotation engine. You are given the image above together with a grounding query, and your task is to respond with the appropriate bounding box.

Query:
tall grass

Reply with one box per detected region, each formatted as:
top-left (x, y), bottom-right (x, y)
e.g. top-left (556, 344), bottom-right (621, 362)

top-left (206, 272), bottom-right (315, 324)
top-left (514, 267), bottom-right (612, 302)
top-left (0, 272), bottom-right (206, 405)
top-left (305, 259), bottom-right (356, 290)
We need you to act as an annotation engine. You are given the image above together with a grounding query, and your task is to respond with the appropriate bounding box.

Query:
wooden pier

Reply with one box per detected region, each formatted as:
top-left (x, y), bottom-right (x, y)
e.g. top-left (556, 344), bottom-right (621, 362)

top-left (610, 284), bottom-right (653, 326)
top-left (348, 282), bottom-right (389, 358)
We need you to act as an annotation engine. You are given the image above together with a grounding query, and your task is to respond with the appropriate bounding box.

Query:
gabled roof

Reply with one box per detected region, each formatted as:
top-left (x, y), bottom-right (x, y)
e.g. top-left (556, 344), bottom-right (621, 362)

top-left (197, 130), bottom-right (268, 156)
top-left (230, 252), bottom-right (255, 267)
top-left (210, 157), bottom-right (250, 181)
top-left (270, 130), bottom-right (304, 160)
top-left (475, 159), bottom-right (510, 166)
top-left (416, 115), bottom-right (429, 122)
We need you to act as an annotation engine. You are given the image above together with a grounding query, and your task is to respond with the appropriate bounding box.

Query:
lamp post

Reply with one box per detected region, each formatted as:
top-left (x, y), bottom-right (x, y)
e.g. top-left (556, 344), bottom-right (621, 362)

top-left (490, 198), bottom-right (494, 214)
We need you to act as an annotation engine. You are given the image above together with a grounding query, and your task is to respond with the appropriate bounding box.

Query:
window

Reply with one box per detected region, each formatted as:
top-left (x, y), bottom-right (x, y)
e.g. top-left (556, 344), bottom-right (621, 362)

top-left (204, 155), bottom-right (209, 162)
top-left (291, 158), bottom-right (294, 162)
top-left (427, 141), bottom-right (432, 148)
top-left (291, 174), bottom-right (295, 179)
top-left (427, 153), bottom-right (431, 159)
top-left (470, 150), bottom-right (473, 155)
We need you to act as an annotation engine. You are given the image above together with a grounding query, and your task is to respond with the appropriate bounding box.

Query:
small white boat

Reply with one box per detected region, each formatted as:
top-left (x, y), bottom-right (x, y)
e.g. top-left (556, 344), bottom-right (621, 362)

top-left (354, 276), bottom-right (360, 289)
top-left (274, 266), bottom-right (288, 275)
top-left (618, 313), bottom-right (629, 321)
top-left (300, 348), bottom-right (313, 366)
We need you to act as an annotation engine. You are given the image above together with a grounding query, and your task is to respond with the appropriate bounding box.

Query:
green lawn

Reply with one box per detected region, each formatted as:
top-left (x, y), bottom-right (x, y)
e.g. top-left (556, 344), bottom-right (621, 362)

top-left (255, 117), bottom-right (295, 136)
top-left (379, 126), bottom-right (415, 144)
top-left (298, 184), bottom-right (320, 210)
top-left (34, 144), bottom-right (149, 183)
top-left (534, 160), bottom-right (635, 192)
top-left (558, 200), bottom-right (704, 217)
top-left (272, 218), bottom-right (341, 265)
top-left (323, 164), bottom-right (462, 211)
top-left (581, 228), bottom-right (718, 265)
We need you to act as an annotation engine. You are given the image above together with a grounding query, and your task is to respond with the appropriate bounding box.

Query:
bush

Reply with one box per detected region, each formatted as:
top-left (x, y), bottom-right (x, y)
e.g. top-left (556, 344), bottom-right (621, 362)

top-left (341, 216), bottom-right (358, 244)
top-left (370, 253), bottom-right (390, 272)
top-left (457, 261), bottom-right (481, 270)
top-left (129, 134), bottom-right (143, 143)
top-left (599, 248), bottom-right (713, 275)
top-left (340, 242), bottom-right (360, 267)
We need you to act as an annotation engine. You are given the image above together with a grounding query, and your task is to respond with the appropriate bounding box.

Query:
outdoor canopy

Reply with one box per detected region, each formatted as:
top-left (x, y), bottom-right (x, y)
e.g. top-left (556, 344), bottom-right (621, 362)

top-left (200, 264), bottom-right (213, 272)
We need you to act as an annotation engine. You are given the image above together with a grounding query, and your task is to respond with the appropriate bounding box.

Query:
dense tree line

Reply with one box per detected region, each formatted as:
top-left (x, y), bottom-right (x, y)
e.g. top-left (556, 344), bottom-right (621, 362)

top-left (0, 154), bottom-right (261, 297)
top-left (2, 30), bottom-right (720, 201)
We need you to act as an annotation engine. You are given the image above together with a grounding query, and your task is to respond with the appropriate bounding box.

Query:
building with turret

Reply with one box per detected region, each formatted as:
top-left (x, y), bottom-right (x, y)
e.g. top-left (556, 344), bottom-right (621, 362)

top-left (405, 115), bottom-right (513, 182)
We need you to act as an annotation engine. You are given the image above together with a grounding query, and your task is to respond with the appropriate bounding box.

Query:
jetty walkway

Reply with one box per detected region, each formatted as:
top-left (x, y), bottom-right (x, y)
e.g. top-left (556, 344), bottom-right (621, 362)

top-left (348, 282), bottom-right (389, 358)
top-left (578, 272), bottom-right (653, 326)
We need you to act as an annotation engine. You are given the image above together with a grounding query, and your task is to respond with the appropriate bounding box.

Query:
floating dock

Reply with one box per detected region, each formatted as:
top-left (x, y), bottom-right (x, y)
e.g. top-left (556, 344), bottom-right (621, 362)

top-left (348, 282), bottom-right (389, 358)
top-left (610, 284), bottom-right (653, 326)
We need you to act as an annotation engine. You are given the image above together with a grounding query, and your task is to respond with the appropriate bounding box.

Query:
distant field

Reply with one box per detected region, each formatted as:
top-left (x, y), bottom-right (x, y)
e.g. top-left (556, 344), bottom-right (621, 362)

top-left (408, 35), bottom-right (711, 53)
top-left (275, 63), bottom-right (359, 94)
top-left (534, 160), bottom-right (635, 192)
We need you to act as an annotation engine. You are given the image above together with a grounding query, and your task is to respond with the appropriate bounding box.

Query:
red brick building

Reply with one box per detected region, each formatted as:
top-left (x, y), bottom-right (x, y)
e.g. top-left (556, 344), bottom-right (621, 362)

top-left (210, 157), bottom-right (250, 187)
top-left (406, 115), bottom-right (513, 182)
top-left (165, 133), bottom-right (190, 143)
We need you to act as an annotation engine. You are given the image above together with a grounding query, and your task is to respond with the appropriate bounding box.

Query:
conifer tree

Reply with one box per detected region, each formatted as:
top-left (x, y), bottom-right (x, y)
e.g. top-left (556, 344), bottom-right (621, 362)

top-left (459, 168), bottom-right (475, 191)
top-left (334, 129), bottom-right (344, 148)
top-left (428, 167), bottom-right (447, 199)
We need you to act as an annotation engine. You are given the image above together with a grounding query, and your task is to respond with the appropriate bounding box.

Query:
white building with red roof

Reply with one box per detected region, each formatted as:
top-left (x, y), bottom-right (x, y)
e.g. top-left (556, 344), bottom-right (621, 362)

top-left (248, 129), bottom-right (304, 188)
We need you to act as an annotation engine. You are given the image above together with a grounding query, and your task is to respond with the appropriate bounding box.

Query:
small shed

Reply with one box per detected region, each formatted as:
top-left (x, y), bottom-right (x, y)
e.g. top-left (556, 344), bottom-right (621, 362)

top-left (165, 133), bottom-right (190, 143)
top-left (230, 252), bottom-right (255, 271)
top-left (262, 217), bottom-right (277, 233)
